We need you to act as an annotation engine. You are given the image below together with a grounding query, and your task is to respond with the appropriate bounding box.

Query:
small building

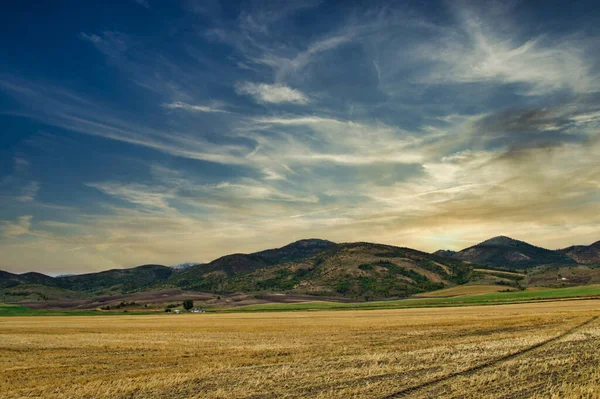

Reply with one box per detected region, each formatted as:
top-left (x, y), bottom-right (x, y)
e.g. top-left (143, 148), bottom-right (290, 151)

top-left (173, 309), bottom-right (182, 314)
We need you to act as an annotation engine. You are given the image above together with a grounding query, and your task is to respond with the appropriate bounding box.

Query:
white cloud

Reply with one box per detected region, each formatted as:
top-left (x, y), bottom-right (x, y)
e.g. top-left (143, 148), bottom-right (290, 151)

top-left (235, 82), bottom-right (309, 104)
top-left (416, 11), bottom-right (594, 95)
top-left (211, 181), bottom-right (319, 203)
top-left (87, 182), bottom-right (173, 209)
top-left (248, 115), bottom-right (424, 166)
top-left (162, 101), bottom-right (230, 113)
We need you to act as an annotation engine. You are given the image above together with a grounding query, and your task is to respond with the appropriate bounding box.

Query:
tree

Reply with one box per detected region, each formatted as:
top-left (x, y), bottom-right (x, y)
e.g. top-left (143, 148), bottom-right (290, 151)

top-left (183, 299), bottom-right (194, 311)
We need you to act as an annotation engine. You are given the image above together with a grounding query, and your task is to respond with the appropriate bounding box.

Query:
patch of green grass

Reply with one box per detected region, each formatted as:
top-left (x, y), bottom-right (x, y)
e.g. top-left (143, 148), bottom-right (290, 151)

top-left (0, 305), bottom-right (153, 317)
top-left (225, 284), bottom-right (600, 312)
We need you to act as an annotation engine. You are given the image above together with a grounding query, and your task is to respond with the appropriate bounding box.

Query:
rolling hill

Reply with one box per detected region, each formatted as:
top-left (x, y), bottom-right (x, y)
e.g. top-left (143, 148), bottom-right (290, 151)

top-left (434, 236), bottom-right (576, 269)
top-left (558, 241), bottom-right (600, 264)
top-left (1, 239), bottom-right (472, 301)
top-left (171, 240), bottom-right (472, 299)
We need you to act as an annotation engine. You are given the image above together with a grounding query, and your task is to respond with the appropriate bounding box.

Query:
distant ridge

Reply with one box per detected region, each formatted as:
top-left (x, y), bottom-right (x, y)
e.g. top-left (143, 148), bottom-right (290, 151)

top-left (558, 240), bottom-right (600, 264)
top-left (434, 235), bottom-right (576, 268)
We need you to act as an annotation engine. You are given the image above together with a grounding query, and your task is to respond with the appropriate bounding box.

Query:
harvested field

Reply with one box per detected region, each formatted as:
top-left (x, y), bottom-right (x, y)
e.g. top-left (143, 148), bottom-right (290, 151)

top-left (1, 300), bottom-right (600, 398)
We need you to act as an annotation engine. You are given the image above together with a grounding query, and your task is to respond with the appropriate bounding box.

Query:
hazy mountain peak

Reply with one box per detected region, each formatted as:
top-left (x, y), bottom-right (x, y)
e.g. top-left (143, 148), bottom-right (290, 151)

top-left (171, 263), bottom-right (197, 270)
top-left (478, 236), bottom-right (525, 246)
top-left (452, 235), bottom-right (575, 268)
top-left (283, 238), bottom-right (336, 248)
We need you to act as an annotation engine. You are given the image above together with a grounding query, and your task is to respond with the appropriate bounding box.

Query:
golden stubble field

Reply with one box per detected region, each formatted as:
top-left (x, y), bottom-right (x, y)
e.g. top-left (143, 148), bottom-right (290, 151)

top-left (2, 301), bottom-right (600, 399)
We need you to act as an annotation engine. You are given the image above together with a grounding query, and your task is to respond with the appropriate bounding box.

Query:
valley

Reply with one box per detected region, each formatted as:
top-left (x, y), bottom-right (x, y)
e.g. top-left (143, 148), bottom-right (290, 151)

top-left (1, 236), bottom-right (599, 314)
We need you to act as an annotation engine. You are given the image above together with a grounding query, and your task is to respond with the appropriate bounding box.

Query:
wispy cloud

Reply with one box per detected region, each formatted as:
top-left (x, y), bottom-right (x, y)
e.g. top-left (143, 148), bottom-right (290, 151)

top-left (415, 7), bottom-right (595, 95)
top-left (1, 215), bottom-right (32, 237)
top-left (87, 181), bottom-right (174, 210)
top-left (13, 156), bottom-right (30, 172)
top-left (0, 78), bottom-right (251, 165)
top-left (235, 82), bottom-right (309, 104)
top-left (17, 181), bottom-right (40, 202)
top-left (78, 31), bottom-right (129, 58)
top-left (162, 101), bottom-right (230, 113)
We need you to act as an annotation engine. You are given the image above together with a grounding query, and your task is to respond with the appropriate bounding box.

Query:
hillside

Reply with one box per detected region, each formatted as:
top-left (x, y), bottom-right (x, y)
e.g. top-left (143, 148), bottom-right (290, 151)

top-left (172, 241), bottom-right (472, 299)
top-left (1, 239), bottom-right (472, 301)
top-left (558, 241), bottom-right (600, 264)
top-left (435, 236), bottom-right (576, 269)
top-left (56, 265), bottom-right (174, 295)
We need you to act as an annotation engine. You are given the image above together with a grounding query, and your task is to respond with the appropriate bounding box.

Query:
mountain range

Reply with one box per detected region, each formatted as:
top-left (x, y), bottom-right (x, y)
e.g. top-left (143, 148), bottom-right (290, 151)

top-left (1, 236), bottom-right (597, 305)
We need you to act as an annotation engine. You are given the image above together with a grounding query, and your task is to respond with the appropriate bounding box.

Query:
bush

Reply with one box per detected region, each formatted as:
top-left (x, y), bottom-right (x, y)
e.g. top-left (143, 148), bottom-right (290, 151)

top-left (183, 299), bottom-right (194, 310)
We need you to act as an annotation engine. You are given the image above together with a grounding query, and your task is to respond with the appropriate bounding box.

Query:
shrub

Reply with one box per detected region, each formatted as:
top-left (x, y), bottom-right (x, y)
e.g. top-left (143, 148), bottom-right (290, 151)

top-left (183, 299), bottom-right (194, 311)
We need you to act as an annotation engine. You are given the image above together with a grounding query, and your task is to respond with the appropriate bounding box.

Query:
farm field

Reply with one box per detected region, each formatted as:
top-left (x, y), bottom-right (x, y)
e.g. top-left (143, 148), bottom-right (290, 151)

top-left (1, 300), bottom-right (600, 398)
top-left (229, 284), bottom-right (600, 312)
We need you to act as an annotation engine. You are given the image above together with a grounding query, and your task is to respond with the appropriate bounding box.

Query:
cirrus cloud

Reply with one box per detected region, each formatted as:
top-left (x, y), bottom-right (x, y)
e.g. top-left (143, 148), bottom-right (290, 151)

top-left (235, 82), bottom-right (309, 104)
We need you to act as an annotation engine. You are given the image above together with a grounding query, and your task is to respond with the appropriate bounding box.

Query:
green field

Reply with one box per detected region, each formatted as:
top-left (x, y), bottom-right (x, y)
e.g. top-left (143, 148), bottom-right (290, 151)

top-left (226, 284), bottom-right (600, 312)
top-left (3, 284), bottom-right (600, 316)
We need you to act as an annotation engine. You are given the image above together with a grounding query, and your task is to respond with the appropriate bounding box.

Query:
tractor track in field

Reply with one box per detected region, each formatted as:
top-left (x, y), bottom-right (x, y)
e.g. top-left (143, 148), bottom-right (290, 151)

top-left (380, 315), bottom-right (598, 399)
top-left (246, 316), bottom-right (597, 399)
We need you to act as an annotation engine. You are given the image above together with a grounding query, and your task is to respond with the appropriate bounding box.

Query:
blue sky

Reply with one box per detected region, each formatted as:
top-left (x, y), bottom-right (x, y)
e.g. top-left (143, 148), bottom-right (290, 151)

top-left (1, 0), bottom-right (599, 274)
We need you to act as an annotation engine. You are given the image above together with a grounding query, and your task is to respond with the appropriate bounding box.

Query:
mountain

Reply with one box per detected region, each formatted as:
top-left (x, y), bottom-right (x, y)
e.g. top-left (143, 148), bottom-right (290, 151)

top-left (0, 270), bottom-right (58, 289)
top-left (558, 241), bottom-right (600, 264)
top-left (436, 236), bottom-right (576, 269)
top-left (55, 265), bottom-right (174, 294)
top-left (170, 239), bottom-right (337, 288)
top-left (171, 241), bottom-right (472, 299)
top-left (0, 239), bottom-right (472, 301)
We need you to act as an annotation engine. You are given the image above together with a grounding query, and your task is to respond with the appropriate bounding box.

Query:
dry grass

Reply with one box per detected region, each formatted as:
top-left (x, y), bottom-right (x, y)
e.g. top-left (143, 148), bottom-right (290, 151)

top-left (1, 300), bottom-right (600, 399)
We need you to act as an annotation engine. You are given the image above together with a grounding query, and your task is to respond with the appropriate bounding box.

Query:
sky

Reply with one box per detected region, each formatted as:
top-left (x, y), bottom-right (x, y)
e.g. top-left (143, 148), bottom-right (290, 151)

top-left (1, 0), bottom-right (599, 274)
